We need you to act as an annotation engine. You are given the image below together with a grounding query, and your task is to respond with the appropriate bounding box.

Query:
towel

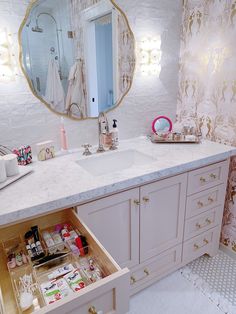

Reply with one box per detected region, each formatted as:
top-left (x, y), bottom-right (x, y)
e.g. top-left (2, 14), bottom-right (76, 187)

top-left (66, 60), bottom-right (87, 118)
top-left (44, 58), bottom-right (65, 112)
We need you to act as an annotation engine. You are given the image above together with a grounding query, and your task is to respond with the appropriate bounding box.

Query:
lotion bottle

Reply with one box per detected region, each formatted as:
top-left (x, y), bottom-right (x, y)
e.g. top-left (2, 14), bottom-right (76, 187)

top-left (111, 119), bottom-right (119, 146)
top-left (60, 117), bottom-right (68, 151)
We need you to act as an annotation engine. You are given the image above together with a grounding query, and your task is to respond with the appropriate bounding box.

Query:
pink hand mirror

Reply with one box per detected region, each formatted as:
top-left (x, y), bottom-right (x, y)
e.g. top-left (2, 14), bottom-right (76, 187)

top-left (152, 116), bottom-right (173, 134)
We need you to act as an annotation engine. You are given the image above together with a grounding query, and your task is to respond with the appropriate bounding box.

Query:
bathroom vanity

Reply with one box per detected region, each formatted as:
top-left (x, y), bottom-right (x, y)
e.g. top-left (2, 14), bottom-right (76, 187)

top-left (0, 137), bottom-right (236, 314)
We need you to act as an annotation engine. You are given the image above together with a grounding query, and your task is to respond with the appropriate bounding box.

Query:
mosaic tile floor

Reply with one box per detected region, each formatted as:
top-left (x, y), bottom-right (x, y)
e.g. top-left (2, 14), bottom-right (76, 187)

top-left (186, 251), bottom-right (236, 306)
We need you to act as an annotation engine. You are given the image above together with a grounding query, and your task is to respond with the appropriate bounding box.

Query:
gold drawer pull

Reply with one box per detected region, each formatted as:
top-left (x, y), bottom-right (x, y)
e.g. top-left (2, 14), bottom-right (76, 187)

top-left (89, 306), bottom-right (98, 314)
top-left (206, 218), bottom-right (212, 225)
top-left (196, 218), bottom-right (212, 230)
top-left (133, 199), bottom-right (140, 206)
top-left (208, 197), bottom-right (214, 203)
top-left (197, 201), bottom-right (204, 207)
top-left (200, 177), bottom-right (206, 183)
top-left (144, 268), bottom-right (150, 276)
top-left (143, 197), bottom-right (150, 203)
top-left (130, 276), bottom-right (136, 284)
top-left (196, 223), bottom-right (201, 229)
top-left (210, 173), bottom-right (217, 179)
top-left (194, 239), bottom-right (209, 251)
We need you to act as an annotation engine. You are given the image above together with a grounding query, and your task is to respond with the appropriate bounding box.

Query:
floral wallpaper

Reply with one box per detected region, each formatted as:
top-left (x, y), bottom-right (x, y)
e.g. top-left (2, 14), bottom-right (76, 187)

top-left (176, 0), bottom-right (236, 253)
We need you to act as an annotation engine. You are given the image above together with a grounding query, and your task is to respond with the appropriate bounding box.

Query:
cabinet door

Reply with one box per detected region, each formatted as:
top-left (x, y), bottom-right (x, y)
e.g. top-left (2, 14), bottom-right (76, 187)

top-left (77, 188), bottom-right (140, 269)
top-left (140, 174), bottom-right (187, 262)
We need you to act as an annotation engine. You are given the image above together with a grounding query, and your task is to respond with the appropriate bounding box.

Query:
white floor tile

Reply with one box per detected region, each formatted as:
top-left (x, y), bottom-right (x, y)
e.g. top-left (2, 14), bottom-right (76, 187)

top-left (129, 271), bottom-right (222, 314)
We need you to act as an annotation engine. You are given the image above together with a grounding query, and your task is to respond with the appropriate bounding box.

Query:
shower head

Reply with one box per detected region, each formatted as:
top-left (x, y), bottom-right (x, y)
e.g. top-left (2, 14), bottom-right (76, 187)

top-left (31, 26), bottom-right (43, 33)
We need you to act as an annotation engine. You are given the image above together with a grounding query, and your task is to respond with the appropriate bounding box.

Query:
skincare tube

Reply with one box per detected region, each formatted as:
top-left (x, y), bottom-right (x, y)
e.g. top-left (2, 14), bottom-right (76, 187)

top-left (48, 264), bottom-right (75, 280)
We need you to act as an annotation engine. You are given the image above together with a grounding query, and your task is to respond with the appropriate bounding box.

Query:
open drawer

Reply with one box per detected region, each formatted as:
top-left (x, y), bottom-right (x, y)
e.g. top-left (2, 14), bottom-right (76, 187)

top-left (0, 208), bottom-right (130, 314)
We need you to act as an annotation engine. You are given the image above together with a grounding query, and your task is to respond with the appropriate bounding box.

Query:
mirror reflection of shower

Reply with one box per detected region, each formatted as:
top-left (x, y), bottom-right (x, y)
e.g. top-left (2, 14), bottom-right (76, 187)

top-left (33, 12), bottom-right (62, 78)
top-left (21, 0), bottom-right (74, 99)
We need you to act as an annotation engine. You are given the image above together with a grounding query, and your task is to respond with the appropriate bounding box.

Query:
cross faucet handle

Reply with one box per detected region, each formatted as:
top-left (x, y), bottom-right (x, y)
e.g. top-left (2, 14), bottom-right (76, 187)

top-left (82, 144), bottom-right (92, 156)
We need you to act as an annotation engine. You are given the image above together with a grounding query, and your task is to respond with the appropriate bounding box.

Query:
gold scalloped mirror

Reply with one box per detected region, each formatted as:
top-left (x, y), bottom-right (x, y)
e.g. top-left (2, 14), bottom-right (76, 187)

top-left (19, 0), bottom-right (135, 120)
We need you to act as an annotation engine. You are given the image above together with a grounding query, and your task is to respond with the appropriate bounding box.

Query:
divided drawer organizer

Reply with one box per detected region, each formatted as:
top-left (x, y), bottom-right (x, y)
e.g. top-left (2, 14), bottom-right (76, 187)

top-left (0, 209), bottom-right (129, 314)
top-left (183, 160), bottom-right (229, 263)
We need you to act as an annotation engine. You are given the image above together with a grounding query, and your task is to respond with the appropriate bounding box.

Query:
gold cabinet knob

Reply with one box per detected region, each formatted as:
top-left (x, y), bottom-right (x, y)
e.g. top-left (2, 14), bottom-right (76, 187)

top-left (205, 218), bottom-right (212, 225)
top-left (194, 244), bottom-right (199, 250)
top-left (208, 197), bottom-right (214, 203)
top-left (196, 222), bottom-right (201, 229)
top-left (89, 306), bottom-right (97, 314)
top-left (210, 173), bottom-right (217, 179)
top-left (130, 276), bottom-right (136, 284)
top-left (143, 197), bottom-right (150, 203)
top-left (133, 199), bottom-right (140, 206)
top-left (204, 238), bottom-right (209, 244)
top-left (197, 201), bottom-right (204, 207)
top-left (144, 268), bottom-right (149, 276)
top-left (200, 177), bottom-right (206, 183)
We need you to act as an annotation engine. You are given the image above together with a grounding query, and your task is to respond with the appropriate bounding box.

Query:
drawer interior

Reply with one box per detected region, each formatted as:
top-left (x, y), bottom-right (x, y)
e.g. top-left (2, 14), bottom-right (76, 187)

top-left (0, 208), bottom-right (119, 314)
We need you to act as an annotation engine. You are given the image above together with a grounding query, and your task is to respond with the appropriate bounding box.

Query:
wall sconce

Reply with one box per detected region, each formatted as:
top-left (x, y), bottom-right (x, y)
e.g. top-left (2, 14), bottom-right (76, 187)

top-left (140, 37), bottom-right (162, 76)
top-left (0, 28), bottom-right (15, 82)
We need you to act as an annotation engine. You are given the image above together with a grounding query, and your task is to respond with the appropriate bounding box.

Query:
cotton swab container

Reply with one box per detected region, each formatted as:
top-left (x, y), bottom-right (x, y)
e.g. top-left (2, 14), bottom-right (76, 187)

top-left (3, 154), bottom-right (19, 177)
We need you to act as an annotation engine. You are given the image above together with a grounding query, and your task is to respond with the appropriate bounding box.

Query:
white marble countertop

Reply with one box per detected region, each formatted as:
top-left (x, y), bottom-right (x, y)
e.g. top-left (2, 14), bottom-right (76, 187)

top-left (1, 137), bottom-right (236, 226)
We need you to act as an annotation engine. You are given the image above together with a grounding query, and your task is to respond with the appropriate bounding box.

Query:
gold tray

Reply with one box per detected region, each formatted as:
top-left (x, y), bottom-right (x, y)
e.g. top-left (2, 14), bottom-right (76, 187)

top-left (149, 134), bottom-right (201, 144)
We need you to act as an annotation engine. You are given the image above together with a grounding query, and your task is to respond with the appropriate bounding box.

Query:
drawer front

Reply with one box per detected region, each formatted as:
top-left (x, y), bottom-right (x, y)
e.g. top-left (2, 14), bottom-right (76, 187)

top-left (184, 206), bottom-right (223, 241)
top-left (183, 226), bottom-right (221, 264)
top-left (186, 184), bottom-right (226, 218)
top-left (130, 245), bottom-right (182, 290)
top-left (187, 160), bottom-right (229, 195)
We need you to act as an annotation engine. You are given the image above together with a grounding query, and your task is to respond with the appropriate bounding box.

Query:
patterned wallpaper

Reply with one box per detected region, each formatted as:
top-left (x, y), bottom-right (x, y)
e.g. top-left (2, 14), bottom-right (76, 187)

top-left (176, 0), bottom-right (236, 253)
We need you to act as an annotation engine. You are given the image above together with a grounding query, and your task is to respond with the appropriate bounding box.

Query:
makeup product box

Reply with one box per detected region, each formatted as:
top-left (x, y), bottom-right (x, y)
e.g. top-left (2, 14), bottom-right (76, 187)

top-left (36, 141), bottom-right (55, 161)
top-left (13, 145), bottom-right (32, 165)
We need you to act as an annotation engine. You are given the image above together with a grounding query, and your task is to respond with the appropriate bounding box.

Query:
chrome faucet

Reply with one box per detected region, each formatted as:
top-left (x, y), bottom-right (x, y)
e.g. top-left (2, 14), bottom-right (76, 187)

top-left (97, 112), bottom-right (109, 153)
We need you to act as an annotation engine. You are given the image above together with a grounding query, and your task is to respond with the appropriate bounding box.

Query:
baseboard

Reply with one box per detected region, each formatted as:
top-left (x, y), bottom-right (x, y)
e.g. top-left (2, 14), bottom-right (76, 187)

top-left (220, 243), bottom-right (236, 260)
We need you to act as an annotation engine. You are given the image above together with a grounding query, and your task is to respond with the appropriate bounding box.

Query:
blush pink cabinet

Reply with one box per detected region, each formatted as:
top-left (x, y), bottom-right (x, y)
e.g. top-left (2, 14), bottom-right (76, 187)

top-left (77, 159), bottom-right (229, 296)
top-left (77, 188), bottom-right (140, 269)
top-left (140, 174), bottom-right (187, 262)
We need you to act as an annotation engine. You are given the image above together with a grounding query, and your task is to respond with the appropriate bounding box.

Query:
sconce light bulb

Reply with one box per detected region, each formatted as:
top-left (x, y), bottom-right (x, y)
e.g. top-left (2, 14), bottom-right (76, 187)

top-left (0, 28), bottom-right (15, 81)
top-left (140, 35), bottom-right (162, 76)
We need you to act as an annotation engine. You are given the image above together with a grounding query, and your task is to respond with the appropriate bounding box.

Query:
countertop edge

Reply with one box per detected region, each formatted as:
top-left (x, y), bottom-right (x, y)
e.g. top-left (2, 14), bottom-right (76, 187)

top-left (0, 149), bottom-right (233, 227)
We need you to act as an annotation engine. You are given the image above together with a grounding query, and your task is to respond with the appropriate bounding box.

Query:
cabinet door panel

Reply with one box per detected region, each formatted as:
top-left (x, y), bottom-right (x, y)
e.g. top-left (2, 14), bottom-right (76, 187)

top-left (140, 174), bottom-right (187, 262)
top-left (77, 188), bottom-right (140, 269)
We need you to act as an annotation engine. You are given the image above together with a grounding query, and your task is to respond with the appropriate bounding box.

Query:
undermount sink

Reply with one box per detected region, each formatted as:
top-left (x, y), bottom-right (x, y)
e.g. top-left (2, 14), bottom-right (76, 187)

top-left (76, 149), bottom-right (156, 176)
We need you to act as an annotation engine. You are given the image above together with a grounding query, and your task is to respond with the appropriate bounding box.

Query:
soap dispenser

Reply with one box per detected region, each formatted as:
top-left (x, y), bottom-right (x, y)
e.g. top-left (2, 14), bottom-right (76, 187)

top-left (111, 119), bottom-right (119, 146)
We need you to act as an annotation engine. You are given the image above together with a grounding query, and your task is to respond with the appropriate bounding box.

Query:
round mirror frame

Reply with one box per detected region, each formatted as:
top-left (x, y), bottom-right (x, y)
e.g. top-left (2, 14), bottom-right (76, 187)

top-left (18, 0), bottom-right (136, 121)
